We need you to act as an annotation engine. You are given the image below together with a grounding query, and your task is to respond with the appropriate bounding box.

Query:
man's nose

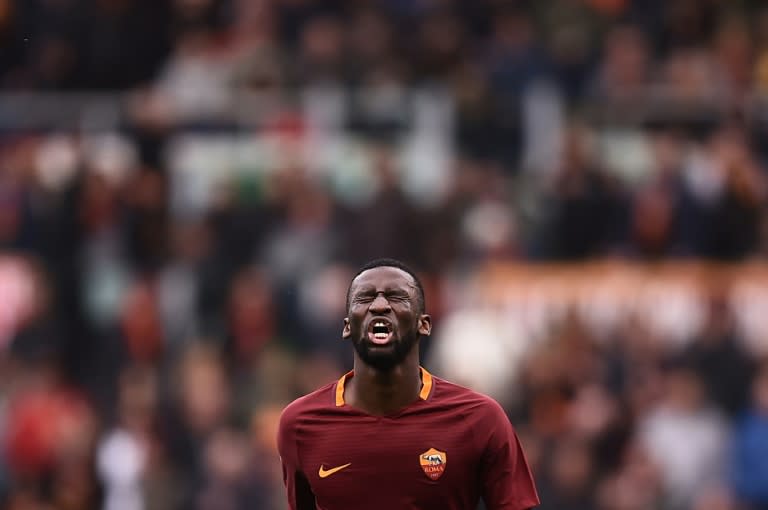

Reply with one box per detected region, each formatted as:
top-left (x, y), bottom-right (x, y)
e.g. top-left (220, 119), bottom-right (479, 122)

top-left (369, 294), bottom-right (391, 312)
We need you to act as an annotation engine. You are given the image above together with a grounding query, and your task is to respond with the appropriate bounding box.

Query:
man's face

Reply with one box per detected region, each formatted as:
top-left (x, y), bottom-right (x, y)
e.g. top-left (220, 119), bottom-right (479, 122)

top-left (343, 267), bottom-right (431, 371)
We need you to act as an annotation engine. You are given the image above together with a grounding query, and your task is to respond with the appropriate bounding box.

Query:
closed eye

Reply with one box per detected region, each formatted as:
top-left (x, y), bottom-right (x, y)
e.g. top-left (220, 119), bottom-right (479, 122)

top-left (352, 292), bottom-right (410, 304)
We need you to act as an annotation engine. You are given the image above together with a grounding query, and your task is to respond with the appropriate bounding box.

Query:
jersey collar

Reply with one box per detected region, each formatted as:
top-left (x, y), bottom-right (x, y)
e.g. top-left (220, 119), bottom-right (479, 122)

top-left (335, 366), bottom-right (433, 407)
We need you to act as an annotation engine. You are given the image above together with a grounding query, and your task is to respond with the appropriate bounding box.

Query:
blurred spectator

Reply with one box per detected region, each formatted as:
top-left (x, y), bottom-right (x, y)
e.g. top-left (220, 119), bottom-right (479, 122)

top-left (538, 437), bottom-right (596, 510)
top-left (97, 365), bottom-right (160, 510)
top-left (3, 357), bottom-right (100, 508)
top-left (156, 219), bottom-right (211, 350)
top-left (294, 262), bottom-right (353, 360)
top-left (429, 306), bottom-right (528, 406)
top-left (545, 124), bottom-right (626, 259)
top-left (590, 25), bottom-right (651, 105)
top-left (120, 280), bottom-right (165, 364)
top-left (157, 343), bottom-right (232, 507)
top-left (702, 124), bottom-right (766, 259)
top-left (196, 427), bottom-right (251, 510)
top-left (342, 146), bottom-right (421, 265)
top-left (596, 441), bottom-right (664, 510)
top-left (637, 365), bottom-right (729, 510)
top-left (293, 14), bottom-right (345, 86)
top-left (731, 363), bottom-right (768, 510)
top-left (226, 266), bottom-right (277, 364)
top-left (483, 6), bottom-right (546, 169)
top-left (1, 1), bottom-right (768, 509)
top-left (153, 27), bottom-right (234, 122)
top-left (247, 404), bottom-right (287, 510)
top-left (684, 296), bottom-right (755, 417)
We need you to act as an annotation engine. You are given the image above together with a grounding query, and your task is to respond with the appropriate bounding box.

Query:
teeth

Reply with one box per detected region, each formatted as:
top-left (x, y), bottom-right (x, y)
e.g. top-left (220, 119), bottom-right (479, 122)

top-left (374, 332), bottom-right (389, 339)
top-left (375, 322), bottom-right (385, 327)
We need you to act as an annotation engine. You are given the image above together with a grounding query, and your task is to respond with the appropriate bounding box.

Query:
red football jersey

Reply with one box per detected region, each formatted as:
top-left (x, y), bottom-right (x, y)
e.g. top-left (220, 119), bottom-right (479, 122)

top-left (277, 367), bottom-right (540, 510)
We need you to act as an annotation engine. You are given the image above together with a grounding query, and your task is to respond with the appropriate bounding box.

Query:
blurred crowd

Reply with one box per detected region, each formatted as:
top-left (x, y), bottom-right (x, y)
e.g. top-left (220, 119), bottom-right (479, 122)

top-left (1, 0), bottom-right (768, 509)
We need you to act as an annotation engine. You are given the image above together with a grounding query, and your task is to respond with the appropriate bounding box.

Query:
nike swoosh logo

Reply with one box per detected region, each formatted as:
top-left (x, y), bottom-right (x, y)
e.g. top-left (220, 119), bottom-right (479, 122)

top-left (318, 463), bottom-right (351, 478)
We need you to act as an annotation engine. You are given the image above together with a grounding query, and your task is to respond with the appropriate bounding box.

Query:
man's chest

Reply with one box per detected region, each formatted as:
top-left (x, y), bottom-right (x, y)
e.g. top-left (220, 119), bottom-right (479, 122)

top-left (298, 412), bottom-right (485, 509)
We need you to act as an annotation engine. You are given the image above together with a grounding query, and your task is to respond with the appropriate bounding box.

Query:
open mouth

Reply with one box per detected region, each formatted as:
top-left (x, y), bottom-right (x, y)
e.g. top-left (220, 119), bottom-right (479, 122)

top-left (367, 319), bottom-right (394, 345)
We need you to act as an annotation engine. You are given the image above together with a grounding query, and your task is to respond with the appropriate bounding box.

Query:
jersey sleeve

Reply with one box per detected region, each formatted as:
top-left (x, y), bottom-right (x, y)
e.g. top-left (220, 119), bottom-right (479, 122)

top-left (277, 403), bottom-right (317, 510)
top-left (480, 400), bottom-right (540, 510)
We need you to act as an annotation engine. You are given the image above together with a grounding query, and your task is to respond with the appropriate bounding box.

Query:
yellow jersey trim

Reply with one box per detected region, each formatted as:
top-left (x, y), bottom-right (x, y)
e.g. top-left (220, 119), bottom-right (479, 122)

top-left (335, 366), bottom-right (433, 407)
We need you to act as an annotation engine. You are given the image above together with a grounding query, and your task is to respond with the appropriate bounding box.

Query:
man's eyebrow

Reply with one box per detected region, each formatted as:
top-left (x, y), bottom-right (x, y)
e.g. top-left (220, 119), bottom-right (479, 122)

top-left (385, 287), bottom-right (411, 294)
top-left (352, 284), bottom-right (412, 294)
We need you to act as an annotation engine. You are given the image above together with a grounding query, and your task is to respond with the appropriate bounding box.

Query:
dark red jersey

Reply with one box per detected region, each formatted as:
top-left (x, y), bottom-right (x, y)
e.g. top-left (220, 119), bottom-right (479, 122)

top-left (277, 367), bottom-right (539, 510)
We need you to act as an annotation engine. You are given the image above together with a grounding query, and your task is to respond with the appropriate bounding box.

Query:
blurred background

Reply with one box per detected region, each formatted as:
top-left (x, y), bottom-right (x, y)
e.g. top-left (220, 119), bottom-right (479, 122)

top-left (1, 0), bottom-right (768, 509)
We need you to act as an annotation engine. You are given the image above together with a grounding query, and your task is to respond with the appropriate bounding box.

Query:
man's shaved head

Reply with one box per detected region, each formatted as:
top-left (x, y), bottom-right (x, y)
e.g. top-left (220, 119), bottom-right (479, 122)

top-left (346, 258), bottom-right (425, 314)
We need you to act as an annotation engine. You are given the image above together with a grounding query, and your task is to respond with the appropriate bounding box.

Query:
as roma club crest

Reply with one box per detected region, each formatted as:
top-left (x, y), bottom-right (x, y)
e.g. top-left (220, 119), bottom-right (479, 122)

top-left (419, 448), bottom-right (447, 480)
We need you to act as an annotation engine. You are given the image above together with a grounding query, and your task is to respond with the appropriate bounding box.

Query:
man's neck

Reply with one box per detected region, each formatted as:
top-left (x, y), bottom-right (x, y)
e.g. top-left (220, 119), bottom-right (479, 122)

top-left (346, 355), bottom-right (422, 416)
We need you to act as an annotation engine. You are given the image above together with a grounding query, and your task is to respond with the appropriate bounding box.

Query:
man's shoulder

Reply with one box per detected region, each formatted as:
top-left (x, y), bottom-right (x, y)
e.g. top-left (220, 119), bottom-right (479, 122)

top-left (432, 375), bottom-right (508, 419)
top-left (279, 380), bottom-right (338, 426)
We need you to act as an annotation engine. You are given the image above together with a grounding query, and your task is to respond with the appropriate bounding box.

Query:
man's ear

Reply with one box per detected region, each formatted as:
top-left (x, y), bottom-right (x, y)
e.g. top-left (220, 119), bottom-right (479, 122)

top-left (342, 318), bottom-right (351, 339)
top-left (418, 314), bottom-right (432, 336)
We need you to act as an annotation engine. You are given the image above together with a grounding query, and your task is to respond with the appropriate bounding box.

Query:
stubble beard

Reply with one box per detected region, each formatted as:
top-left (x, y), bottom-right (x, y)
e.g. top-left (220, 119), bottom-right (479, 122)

top-left (352, 328), bottom-right (420, 372)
